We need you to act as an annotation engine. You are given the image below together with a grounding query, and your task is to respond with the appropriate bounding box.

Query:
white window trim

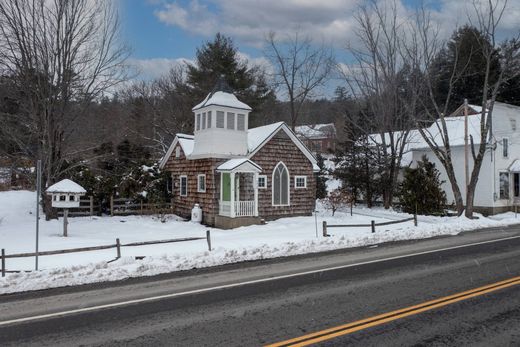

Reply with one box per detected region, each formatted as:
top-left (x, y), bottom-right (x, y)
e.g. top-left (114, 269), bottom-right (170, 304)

top-left (258, 175), bottom-right (267, 189)
top-left (180, 175), bottom-right (187, 197)
top-left (197, 174), bottom-right (206, 193)
top-left (499, 171), bottom-right (510, 200)
top-left (175, 146), bottom-right (181, 158)
top-left (295, 175), bottom-right (307, 189)
top-left (272, 161), bottom-right (290, 207)
top-left (502, 137), bottom-right (509, 158)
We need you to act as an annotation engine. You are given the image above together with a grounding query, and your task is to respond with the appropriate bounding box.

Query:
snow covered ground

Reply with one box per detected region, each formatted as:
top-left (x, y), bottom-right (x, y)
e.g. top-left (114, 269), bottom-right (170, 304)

top-left (1, 190), bottom-right (519, 294)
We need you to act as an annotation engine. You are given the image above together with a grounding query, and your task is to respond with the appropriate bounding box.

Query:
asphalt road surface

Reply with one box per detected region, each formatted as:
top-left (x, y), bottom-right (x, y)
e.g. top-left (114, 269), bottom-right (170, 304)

top-left (1, 225), bottom-right (520, 346)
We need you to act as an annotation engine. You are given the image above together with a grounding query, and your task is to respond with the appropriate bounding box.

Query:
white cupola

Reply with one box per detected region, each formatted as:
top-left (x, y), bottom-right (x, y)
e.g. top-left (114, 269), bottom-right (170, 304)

top-left (190, 76), bottom-right (252, 158)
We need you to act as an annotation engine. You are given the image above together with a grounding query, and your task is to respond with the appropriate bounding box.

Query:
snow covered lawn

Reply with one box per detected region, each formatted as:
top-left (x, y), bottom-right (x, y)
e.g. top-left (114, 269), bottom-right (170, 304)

top-left (1, 190), bottom-right (519, 294)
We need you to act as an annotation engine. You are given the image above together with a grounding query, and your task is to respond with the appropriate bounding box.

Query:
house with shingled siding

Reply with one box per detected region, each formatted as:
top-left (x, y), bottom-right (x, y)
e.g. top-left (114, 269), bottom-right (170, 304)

top-left (159, 80), bottom-right (319, 229)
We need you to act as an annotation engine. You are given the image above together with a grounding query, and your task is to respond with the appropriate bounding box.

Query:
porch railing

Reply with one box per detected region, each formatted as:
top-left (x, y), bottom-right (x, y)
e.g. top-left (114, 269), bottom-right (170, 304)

top-left (219, 200), bottom-right (256, 217)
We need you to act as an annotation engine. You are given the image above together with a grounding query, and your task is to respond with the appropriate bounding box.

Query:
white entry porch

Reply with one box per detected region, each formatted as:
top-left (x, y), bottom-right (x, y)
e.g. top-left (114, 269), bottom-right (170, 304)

top-left (217, 158), bottom-right (262, 218)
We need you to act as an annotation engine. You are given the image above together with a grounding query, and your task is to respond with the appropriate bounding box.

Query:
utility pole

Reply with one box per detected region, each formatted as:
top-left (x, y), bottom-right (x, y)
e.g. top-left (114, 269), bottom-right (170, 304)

top-left (464, 98), bottom-right (469, 199)
top-left (35, 160), bottom-right (41, 271)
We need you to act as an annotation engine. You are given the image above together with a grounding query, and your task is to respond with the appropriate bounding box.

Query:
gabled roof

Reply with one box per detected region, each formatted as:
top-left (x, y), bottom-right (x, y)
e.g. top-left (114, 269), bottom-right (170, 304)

top-left (159, 122), bottom-right (319, 172)
top-left (295, 123), bottom-right (336, 139)
top-left (46, 179), bottom-right (86, 194)
top-left (216, 158), bottom-right (262, 173)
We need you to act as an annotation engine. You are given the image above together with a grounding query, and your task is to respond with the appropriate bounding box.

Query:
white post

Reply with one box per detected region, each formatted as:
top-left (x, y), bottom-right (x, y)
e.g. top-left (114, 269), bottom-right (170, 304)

top-left (35, 160), bottom-right (41, 271)
top-left (220, 172), bottom-right (223, 215)
top-left (230, 172), bottom-right (235, 218)
top-left (253, 172), bottom-right (259, 217)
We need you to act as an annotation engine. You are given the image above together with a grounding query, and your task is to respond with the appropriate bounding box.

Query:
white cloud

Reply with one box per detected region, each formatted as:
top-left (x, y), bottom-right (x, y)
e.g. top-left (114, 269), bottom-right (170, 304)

top-left (129, 57), bottom-right (193, 80)
top-left (152, 0), bottom-right (519, 51)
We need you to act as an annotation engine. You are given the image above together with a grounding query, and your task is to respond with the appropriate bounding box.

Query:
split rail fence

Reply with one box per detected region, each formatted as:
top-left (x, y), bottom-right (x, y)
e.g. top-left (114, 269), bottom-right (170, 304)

top-left (322, 214), bottom-right (417, 237)
top-left (1, 230), bottom-right (212, 277)
top-left (55, 196), bottom-right (174, 217)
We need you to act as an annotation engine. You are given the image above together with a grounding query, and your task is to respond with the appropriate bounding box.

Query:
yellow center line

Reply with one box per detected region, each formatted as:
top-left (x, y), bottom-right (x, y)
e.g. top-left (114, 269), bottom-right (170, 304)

top-left (266, 275), bottom-right (520, 347)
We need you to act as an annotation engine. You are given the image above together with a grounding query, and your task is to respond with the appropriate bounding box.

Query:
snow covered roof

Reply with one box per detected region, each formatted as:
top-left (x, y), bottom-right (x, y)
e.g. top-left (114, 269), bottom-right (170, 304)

top-left (192, 91), bottom-right (252, 111)
top-left (217, 158), bottom-right (262, 172)
top-left (159, 121), bottom-right (319, 172)
top-left (295, 123), bottom-right (336, 139)
top-left (509, 160), bottom-right (520, 172)
top-left (46, 179), bottom-right (86, 194)
top-left (177, 134), bottom-right (194, 156)
top-left (247, 122), bottom-right (285, 153)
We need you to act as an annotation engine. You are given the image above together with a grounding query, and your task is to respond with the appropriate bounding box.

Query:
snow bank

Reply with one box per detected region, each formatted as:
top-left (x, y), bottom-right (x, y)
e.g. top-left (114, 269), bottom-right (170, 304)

top-left (1, 191), bottom-right (519, 294)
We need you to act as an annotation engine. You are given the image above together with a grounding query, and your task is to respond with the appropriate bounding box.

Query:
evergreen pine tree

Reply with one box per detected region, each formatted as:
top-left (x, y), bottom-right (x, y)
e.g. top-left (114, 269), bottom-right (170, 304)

top-left (316, 154), bottom-right (328, 199)
top-left (181, 33), bottom-right (274, 125)
top-left (398, 155), bottom-right (447, 215)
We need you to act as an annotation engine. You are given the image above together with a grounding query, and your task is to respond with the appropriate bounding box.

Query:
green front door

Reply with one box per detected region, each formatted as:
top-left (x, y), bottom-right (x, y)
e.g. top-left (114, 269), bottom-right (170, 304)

top-left (222, 173), bottom-right (231, 201)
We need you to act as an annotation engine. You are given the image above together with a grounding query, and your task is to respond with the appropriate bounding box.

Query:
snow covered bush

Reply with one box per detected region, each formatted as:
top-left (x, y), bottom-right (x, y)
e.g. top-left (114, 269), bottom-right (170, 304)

top-left (398, 155), bottom-right (447, 215)
top-left (323, 188), bottom-right (353, 216)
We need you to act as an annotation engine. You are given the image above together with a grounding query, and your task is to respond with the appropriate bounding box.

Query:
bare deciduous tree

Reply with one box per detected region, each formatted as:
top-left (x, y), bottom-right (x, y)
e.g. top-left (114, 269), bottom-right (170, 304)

top-left (410, 0), bottom-right (519, 216)
top-left (265, 31), bottom-right (335, 130)
top-left (339, 0), bottom-right (418, 209)
top-left (0, 0), bottom-right (129, 218)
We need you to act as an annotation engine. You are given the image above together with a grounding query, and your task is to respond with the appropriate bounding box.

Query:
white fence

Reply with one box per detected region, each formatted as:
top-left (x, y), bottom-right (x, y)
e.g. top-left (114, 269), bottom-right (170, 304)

top-left (219, 200), bottom-right (256, 217)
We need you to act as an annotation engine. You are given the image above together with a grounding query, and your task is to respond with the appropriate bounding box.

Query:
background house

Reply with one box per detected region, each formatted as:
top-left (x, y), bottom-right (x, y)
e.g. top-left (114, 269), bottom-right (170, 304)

top-left (295, 123), bottom-right (337, 155)
top-left (407, 102), bottom-right (520, 215)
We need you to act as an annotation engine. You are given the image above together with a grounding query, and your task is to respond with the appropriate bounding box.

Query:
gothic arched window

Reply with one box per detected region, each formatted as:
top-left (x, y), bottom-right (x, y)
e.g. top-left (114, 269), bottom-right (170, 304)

top-left (272, 162), bottom-right (289, 206)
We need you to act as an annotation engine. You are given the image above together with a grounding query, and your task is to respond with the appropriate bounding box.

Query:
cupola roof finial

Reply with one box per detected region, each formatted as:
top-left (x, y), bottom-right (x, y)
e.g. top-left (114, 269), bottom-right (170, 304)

top-left (211, 74), bottom-right (233, 94)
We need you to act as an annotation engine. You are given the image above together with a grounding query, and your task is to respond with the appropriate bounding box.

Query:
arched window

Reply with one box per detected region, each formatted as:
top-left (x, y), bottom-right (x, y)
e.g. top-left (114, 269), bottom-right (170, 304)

top-left (272, 162), bottom-right (289, 206)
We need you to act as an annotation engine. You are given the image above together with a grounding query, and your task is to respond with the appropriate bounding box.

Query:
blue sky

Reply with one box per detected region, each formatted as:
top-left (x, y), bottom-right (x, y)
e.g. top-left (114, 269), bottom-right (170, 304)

top-left (120, 0), bottom-right (519, 80)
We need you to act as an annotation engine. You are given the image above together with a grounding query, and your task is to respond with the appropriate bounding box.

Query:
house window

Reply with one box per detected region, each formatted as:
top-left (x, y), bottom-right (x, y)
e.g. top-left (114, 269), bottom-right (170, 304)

top-left (295, 176), bottom-right (307, 188)
top-left (59, 195), bottom-right (66, 201)
top-left (69, 195), bottom-right (75, 202)
top-left (503, 138), bottom-right (509, 158)
top-left (273, 162), bottom-right (289, 206)
top-left (511, 118), bottom-right (516, 131)
top-left (196, 114), bottom-right (201, 131)
top-left (175, 146), bottom-right (181, 158)
top-left (207, 111), bottom-right (212, 128)
top-left (227, 112), bottom-right (235, 130)
top-left (53, 195), bottom-right (58, 201)
top-left (197, 174), bottom-right (206, 193)
top-left (180, 175), bottom-right (187, 197)
top-left (499, 172), bottom-right (509, 199)
top-left (258, 175), bottom-right (267, 189)
top-left (216, 111), bottom-right (225, 128)
top-left (201, 112), bottom-right (206, 130)
top-left (237, 114), bottom-right (245, 130)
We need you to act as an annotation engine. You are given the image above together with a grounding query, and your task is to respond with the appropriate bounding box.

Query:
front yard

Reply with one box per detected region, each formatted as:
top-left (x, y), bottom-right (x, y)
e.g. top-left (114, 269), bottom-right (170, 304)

top-left (1, 190), bottom-right (518, 294)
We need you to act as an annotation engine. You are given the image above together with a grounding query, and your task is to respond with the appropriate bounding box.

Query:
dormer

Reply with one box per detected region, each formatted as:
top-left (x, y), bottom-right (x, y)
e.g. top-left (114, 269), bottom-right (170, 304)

top-left (190, 77), bottom-right (252, 158)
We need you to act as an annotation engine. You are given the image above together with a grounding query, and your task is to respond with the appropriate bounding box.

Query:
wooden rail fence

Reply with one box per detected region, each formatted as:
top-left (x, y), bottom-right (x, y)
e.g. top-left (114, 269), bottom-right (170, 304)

top-left (110, 197), bottom-right (174, 216)
top-left (322, 214), bottom-right (417, 237)
top-left (1, 230), bottom-right (212, 277)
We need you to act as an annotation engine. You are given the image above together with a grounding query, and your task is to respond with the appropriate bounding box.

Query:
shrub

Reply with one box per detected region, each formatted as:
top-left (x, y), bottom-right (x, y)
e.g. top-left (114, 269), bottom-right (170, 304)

top-left (398, 155), bottom-right (447, 215)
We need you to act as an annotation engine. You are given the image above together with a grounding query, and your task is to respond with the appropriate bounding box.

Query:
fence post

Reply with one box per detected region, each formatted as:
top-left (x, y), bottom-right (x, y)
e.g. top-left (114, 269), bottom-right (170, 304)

top-left (116, 238), bottom-right (121, 259)
top-left (206, 230), bottom-right (212, 251)
top-left (89, 196), bottom-right (94, 217)
top-left (110, 196), bottom-right (114, 216)
top-left (1, 249), bottom-right (5, 277)
top-left (371, 220), bottom-right (375, 233)
top-left (350, 201), bottom-right (353, 217)
top-left (322, 221), bottom-right (328, 237)
top-left (413, 213), bottom-right (418, 227)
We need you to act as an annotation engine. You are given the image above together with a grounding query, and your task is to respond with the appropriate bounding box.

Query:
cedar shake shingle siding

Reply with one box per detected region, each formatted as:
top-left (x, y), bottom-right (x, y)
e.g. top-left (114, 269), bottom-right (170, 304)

top-left (251, 130), bottom-right (316, 218)
top-left (163, 145), bottom-right (220, 224)
top-left (162, 127), bottom-right (316, 226)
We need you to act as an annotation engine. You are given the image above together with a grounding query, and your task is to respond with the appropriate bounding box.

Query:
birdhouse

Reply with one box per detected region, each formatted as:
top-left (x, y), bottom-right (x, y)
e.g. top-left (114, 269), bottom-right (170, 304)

top-left (46, 179), bottom-right (86, 208)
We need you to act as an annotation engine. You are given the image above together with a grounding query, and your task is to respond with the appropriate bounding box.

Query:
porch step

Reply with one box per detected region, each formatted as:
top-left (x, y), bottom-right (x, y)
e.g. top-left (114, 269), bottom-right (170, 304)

top-left (214, 215), bottom-right (262, 229)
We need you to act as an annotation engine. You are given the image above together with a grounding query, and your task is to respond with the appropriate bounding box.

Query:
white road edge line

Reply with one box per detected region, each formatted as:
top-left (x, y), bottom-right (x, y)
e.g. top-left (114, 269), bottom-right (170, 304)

top-left (1, 234), bottom-right (519, 327)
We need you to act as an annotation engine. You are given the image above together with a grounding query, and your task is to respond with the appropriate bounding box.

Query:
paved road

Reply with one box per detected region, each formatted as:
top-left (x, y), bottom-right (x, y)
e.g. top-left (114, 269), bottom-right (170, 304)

top-left (1, 225), bottom-right (520, 346)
